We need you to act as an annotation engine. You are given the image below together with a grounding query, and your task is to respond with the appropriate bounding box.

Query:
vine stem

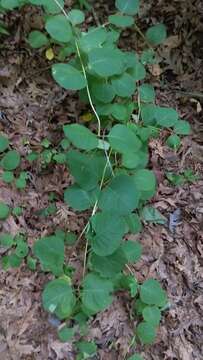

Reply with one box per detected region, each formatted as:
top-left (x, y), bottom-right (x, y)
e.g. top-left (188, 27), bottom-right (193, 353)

top-left (52, 0), bottom-right (101, 137)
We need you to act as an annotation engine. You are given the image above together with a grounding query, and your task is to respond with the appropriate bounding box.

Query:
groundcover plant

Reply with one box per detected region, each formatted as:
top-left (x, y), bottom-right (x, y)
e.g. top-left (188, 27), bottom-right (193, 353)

top-left (0, 0), bottom-right (191, 358)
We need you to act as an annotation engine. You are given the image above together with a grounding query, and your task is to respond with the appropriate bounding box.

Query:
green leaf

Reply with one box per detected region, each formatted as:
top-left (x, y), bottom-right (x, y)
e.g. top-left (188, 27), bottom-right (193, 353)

top-left (121, 240), bottom-right (142, 263)
top-left (12, 206), bottom-right (23, 216)
top-left (0, 202), bottom-right (10, 220)
top-left (141, 104), bottom-right (157, 125)
top-left (43, 0), bottom-right (64, 14)
top-left (115, 0), bottom-right (140, 15)
top-left (99, 174), bottom-right (140, 215)
top-left (141, 48), bottom-right (156, 65)
top-left (128, 61), bottom-right (146, 81)
top-left (78, 27), bottom-right (107, 52)
top-left (42, 278), bottom-right (76, 319)
top-left (166, 134), bottom-right (181, 149)
top-left (33, 235), bottom-right (64, 276)
top-left (108, 124), bottom-right (141, 153)
top-left (0, 134), bottom-right (9, 152)
top-left (88, 48), bottom-right (124, 77)
top-left (52, 63), bottom-right (86, 90)
top-left (111, 72), bottom-right (136, 97)
top-left (64, 185), bottom-right (99, 211)
top-left (136, 321), bottom-right (156, 344)
top-left (125, 213), bottom-right (143, 234)
top-left (60, 138), bottom-right (70, 150)
top-left (1, 0), bottom-right (20, 9)
top-left (8, 253), bottom-right (22, 268)
top-left (29, 0), bottom-right (65, 14)
top-left (68, 9), bottom-right (85, 25)
top-left (133, 169), bottom-right (156, 193)
top-left (90, 249), bottom-right (127, 278)
top-left (63, 124), bottom-right (98, 150)
top-left (155, 107), bottom-right (179, 128)
top-left (142, 306), bottom-right (161, 326)
top-left (91, 82), bottom-right (115, 103)
top-left (134, 298), bottom-right (147, 315)
top-left (139, 83), bottom-right (155, 103)
top-left (0, 233), bottom-right (14, 247)
top-left (28, 31), bottom-right (48, 48)
top-left (76, 341), bottom-right (97, 356)
top-left (58, 326), bottom-right (75, 342)
top-left (66, 150), bottom-right (107, 191)
top-left (174, 120), bottom-right (191, 135)
top-left (1, 150), bottom-right (21, 170)
top-left (140, 278), bottom-right (167, 307)
top-left (122, 150), bottom-right (148, 169)
top-left (91, 212), bottom-right (126, 256)
top-left (111, 103), bottom-right (128, 121)
top-left (45, 15), bottom-right (72, 43)
top-left (146, 24), bottom-right (167, 45)
top-left (128, 355), bottom-right (143, 360)
top-left (15, 240), bottom-right (28, 258)
top-left (141, 206), bottom-right (166, 224)
top-left (1, 171), bottom-right (14, 183)
top-left (82, 273), bottom-right (113, 314)
top-left (109, 14), bottom-right (134, 28)
top-left (27, 256), bottom-right (37, 271)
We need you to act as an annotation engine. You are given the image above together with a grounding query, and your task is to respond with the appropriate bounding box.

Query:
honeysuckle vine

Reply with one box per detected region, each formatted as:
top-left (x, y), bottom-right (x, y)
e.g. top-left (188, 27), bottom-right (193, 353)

top-left (0, 0), bottom-right (192, 358)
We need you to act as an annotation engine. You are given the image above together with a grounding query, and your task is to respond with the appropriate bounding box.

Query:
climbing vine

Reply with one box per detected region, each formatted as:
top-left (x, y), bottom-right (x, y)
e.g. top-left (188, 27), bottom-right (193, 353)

top-left (0, 0), bottom-right (191, 358)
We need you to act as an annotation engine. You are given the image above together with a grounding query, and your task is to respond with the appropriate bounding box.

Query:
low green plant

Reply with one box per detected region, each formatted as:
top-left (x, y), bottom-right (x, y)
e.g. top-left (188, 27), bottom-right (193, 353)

top-left (166, 169), bottom-right (199, 186)
top-left (0, 0), bottom-right (192, 357)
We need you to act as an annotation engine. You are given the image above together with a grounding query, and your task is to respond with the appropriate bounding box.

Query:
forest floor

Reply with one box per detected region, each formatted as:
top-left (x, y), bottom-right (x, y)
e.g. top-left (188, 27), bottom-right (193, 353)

top-left (0, 0), bottom-right (202, 359)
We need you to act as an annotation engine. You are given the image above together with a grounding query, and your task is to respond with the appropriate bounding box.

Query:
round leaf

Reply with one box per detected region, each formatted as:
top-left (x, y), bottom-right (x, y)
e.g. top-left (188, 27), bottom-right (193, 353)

top-left (91, 82), bottom-right (115, 103)
top-left (91, 212), bottom-right (126, 256)
top-left (142, 306), bottom-right (161, 326)
top-left (1, 150), bottom-right (20, 170)
top-left (136, 321), bottom-right (156, 344)
top-left (108, 124), bottom-right (141, 153)
top-left (68, 9), bottom-right (85, 25)
top-left (140, 278), bottom-right (167, 307)
top-left (166, 134), bottom-right (181, 149)
top-left (174, 120), bottom-right (191, 135)
top-left (82, 273), bottom-right (113, 314)
top-left (91, 249), bottom-right (127, 278)
top-left (58, 326), bottom-right (75, 342)
top-left (42, 278), bottom-right (76, 319)
top-left (52, 63), bottom-right (86, 90)
top-left (0, 134), bottom-right (9, 152)
top-left (99, 174), bottom-right (140, 215)
top-left (64, 185), bottom-right (98, 211)
top-left (146, 24), bottom-right (167, 45)
top-left (139, 83), bottom-right (155, 103)
top-left (121, 240), bottom-right (142, 263)
top-left (88, 48), bottom-right (124, 77)
top-left (28, 31), bottom-right (48, 48)
top-left (155, 107), bottom-right (179, 127)
top-left (133, 169), bottom-right (156, 192)
top-left (45, 15), bottom-right (72, 43)
top-left (115, 0), bottom-right (140, 15)
top-left (33, 235), bottom-right (64, 276)
top-left (1, 171), bottom-right (14, 183)
top-left (0, 233), bottom-right (14, 247)
top-left (109, 14), bottom-right (134, 28)
top-left (63, 124), bottom-right (98, 150)
top-left (0, 202), bottom-right (10, 220)
top-left (111, 72), bottom-right (136, 97)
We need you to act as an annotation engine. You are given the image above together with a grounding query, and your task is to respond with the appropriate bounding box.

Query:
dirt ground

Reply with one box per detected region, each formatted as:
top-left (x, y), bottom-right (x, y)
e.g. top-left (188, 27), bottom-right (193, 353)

top-left (0, 0), bottom-right (202, 359)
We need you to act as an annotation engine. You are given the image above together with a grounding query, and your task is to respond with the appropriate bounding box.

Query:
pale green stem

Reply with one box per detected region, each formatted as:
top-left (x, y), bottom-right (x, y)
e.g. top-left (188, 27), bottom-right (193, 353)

top-left (52, 0), bottom-right (101, 136)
